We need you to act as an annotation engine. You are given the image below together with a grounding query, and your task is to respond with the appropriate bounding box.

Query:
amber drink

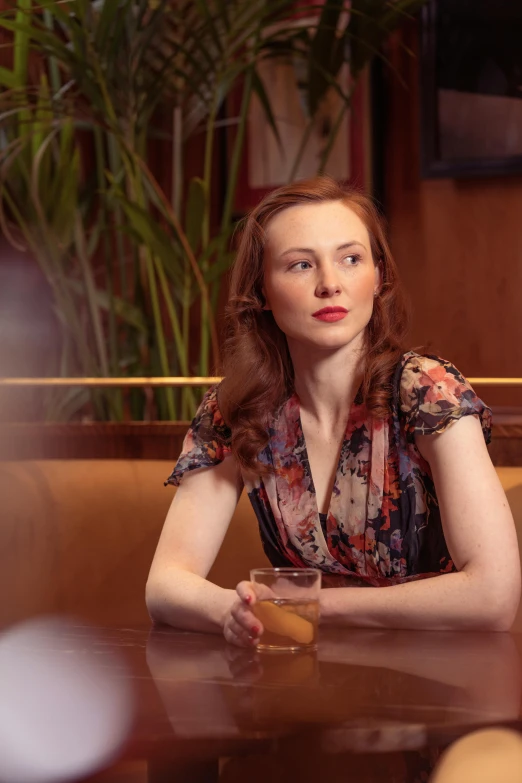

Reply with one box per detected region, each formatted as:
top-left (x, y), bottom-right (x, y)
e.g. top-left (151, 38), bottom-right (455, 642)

top-left (250, 568), bottom-right (321, 652)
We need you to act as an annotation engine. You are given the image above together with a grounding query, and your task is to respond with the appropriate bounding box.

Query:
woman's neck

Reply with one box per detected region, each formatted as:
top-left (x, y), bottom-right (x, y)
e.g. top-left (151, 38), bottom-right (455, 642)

top-left (289, 336), bottom-right (365, 426)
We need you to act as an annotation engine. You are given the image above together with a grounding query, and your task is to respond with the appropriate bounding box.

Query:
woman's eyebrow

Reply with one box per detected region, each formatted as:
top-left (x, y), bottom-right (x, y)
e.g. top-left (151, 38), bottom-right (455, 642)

top-left (337, 241), bottom-right (367, 252)
top-left (279, 240), bottom-right (367, 257)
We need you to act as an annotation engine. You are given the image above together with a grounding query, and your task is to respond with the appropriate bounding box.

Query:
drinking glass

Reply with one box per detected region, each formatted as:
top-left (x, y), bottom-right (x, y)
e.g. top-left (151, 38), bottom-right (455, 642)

top-left (250, 568), bottom-right (321, 652)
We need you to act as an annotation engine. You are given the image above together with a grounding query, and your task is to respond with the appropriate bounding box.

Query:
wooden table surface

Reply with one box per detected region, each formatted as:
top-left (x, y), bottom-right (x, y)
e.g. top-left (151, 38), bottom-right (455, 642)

top-left (2, 622), bottom-right (521, 782)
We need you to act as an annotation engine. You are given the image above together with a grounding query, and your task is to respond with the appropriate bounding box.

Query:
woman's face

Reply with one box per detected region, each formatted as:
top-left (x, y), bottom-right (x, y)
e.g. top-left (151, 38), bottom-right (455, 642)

top-left (263, 200), bottom-right (380, 354)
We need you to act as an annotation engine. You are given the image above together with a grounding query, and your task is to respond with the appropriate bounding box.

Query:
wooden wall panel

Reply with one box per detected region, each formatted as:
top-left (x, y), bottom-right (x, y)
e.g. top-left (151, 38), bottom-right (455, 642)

top-left (383, 24), bottom-right (522, 408)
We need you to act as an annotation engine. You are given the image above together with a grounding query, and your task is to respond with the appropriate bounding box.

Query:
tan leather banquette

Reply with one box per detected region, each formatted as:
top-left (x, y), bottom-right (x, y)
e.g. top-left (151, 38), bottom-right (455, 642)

top-left (1, 460), bottom-right (521, 630)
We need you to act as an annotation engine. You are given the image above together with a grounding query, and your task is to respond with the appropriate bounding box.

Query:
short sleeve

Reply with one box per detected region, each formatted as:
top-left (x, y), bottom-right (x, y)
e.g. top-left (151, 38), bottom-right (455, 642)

top-left (164, 385), bottom-right (232, 487)
top-left (399, 353), bottom-right (492, 444)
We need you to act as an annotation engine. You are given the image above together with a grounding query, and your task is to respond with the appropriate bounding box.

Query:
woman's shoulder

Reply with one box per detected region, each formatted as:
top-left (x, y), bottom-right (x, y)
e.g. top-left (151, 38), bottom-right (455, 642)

top-left (398, 349), bottom-right (459, 373)
top-left (397, 351), bottom-right (467, 399)
top-left (164, 383), bottom-right (231, 488)
top-left (394, 351), bottom-right (492, 442)
top-left (191, 382), bottom-right (231, 441)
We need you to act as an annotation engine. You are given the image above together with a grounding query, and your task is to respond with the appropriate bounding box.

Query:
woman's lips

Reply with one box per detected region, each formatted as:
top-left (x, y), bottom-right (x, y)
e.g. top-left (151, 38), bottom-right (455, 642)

top-left (312, 308), bottom-right (348, 322)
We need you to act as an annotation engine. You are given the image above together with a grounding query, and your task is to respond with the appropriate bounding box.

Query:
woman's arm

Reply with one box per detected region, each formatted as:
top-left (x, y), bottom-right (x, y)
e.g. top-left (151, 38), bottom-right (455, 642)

top-left (318, 415), bottom-right (521, 631)
top-left (146, 457), bottom-right (243, 634)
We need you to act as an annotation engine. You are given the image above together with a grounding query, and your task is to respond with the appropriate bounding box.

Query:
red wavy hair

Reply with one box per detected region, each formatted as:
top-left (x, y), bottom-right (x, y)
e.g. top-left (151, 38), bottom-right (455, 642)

top-left (218, 176), bottom-right (410, 474)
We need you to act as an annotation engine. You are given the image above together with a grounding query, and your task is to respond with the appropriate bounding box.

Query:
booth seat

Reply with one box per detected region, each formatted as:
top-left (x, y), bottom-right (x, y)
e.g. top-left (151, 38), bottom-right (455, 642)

top-left (1, 460), bottom-right (522, 631)
top-left (0, 460), bottom-right (269, 629)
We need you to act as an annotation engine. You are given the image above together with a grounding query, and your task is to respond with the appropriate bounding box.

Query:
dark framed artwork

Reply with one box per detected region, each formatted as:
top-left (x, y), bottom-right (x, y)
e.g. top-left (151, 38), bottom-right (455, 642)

top-left (420, 0), bottom-right (522, 178)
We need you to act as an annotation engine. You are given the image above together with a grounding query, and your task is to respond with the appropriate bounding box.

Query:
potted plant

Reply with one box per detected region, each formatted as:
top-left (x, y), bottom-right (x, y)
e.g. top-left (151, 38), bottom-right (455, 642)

top-left (0, 0), bottom-right (427, 457)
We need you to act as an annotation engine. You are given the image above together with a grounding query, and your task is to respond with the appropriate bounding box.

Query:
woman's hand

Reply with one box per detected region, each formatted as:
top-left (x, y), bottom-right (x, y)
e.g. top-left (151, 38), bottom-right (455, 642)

top-left (222, 580), bottom-right (274, 647)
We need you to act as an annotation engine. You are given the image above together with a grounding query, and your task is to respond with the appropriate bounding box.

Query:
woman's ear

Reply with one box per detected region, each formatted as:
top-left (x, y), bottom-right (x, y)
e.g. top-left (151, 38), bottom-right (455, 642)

top-left (261, 286), bottom-right (271, 311)
top-left (373, 261), bottom-right (383, 297)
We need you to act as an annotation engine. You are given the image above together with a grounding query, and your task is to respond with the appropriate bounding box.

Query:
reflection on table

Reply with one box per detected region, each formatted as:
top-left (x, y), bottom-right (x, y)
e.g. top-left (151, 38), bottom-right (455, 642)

top-left (2, 620), bottom-right (520, 783)
top-left (146, 626), bottom-right (522, 754)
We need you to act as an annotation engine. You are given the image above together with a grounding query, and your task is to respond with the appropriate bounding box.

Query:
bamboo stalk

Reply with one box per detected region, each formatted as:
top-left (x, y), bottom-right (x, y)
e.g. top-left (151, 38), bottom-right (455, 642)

top-left (172, 106), bottom-right (192, 418)
top-left (42, 6), bottom-right (60, 94)
top-left (220, 62), bottom-right (255, 233)
top-left (202, 99), bottom-right (218, 249)
top-left (208, 64), bottom-right (257, 317)
top-left (85, 129), bottom-right (123, 421)
top-left (106, 134), bottom-right (127, 298)
top-left (94, 128), bottom-right (116, 370)
top-left (74, 212), bottom-right (110, 378)
top-left (133, 157), bottom-right (220, 369)
top-left (13, 0), bottom-right (31, 88)
top-left (172, 106), bottom-right (183, 219)
top-left (145, 252), bottom-right (177, 419)
top-left (200, 99), bottom-right (219, 376)
top-left (154, 253), bottom-right (197, 414)
top-left (182, 254), bottom-right (191, 419)
top-left (122, 140), bottom-right (177, 420)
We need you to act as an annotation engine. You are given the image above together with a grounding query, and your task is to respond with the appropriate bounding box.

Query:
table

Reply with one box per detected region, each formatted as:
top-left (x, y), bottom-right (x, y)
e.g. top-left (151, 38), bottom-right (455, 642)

top-left (2, 623), bottom-right (522, 783)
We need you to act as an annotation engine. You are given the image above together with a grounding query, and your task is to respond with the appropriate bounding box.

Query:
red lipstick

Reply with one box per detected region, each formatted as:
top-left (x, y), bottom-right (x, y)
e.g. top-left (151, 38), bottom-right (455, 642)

top-left (312, 306), bottom-right (348, 322)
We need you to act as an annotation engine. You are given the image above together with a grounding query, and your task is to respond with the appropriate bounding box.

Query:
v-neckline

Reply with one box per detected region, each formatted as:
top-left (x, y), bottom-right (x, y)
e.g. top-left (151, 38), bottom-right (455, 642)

top-left (294, 383), bottom-right (363, 522)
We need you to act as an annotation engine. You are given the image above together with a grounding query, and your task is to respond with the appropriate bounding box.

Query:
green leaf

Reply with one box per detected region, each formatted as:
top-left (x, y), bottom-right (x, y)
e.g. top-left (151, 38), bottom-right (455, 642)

top-left (348, 0), bottom-right (427, 79)
top-left (48, 132), bottom-right (80, 245)
top-left (45, 385), bottom-right (92, 422)
top-left (42, 7), bottom-right (62, 94)
top-left (0, 18), bottom-right (74, 71)
top-left (13, 0), bottom-right (32, 88)
top-left (308, 0), bottom-right (347, 115)
top-left (31, 75), bottom-right (52, 160)
top-left (251, 66), bottom-right (282, 150)
top-left (96, 0), bottom-right (127, 53)
top-left (203, 251), bottom-right (235, 285)
top-left (0, 0), bottom-right (428, 423)
top-left (111, 191), bottom-right (185, 291)
top-left (65, 278), bottom-right (148, 333)
top-left (0, 67), bottom-right (17, 89)
top-left (194, 0), bottom-right (225, 55)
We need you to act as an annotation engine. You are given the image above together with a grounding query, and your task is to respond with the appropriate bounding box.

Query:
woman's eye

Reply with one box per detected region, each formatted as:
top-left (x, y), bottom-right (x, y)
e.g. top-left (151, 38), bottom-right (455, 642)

top-left (291, 261), bottom-right (312, 271)
top-left (343, 254), bottom-right (360, 266)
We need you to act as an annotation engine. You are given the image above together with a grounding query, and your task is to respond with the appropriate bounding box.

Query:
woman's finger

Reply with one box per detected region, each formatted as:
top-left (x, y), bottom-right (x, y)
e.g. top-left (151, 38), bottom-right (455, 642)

top-left (223, 622), bottom-right (247, 648)
top-left (229, 617), bottom-right (258, 645)
top-left (236, 581), bottom-right (257, 605)
top-left (224, 618), bottom-right (257, 648)
top-left (236, 580), bottom-right (276, 603)
top-left (224, 627), bottom-right (246, 648)
top-left (231, 602), bottom-right (263, 636)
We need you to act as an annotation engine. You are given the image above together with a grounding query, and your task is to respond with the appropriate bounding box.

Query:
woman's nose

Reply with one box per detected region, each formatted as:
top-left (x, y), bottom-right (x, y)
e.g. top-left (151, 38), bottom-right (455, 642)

top-left (315, 269), bottom-right (342, 298)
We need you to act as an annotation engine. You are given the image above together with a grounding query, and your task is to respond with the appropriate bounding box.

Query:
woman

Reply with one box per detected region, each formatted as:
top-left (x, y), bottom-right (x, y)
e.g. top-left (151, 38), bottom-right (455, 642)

top-left (146, 176), bottom-right (520, 647)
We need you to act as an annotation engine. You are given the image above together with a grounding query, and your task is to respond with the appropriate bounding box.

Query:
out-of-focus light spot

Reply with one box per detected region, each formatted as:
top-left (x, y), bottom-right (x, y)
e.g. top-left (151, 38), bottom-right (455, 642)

top-left (431, 727), bottom-right (522, 783)
top-left (0, 617), bottom-right (134, 783)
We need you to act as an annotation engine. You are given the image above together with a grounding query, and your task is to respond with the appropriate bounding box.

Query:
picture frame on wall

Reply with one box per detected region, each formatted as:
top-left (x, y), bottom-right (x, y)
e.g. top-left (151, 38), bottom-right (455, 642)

top-left (231, 15), bottom-right (374, 214)
top-left (233, 69), bottom-right (373, 213)
top-left (420, 0), bottom-right (522, 178)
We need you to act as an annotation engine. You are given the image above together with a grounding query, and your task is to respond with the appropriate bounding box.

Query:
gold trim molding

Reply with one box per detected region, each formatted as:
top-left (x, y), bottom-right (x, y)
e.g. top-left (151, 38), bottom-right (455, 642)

top-left (0, 377), bottom-right (522, 387)
top-left (0, 377), bottom-right (223, 387)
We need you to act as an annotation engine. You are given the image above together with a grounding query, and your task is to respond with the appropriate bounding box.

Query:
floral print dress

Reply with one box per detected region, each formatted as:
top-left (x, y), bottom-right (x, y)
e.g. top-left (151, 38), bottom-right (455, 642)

top-left (165, 352), bottom-right (492, 586)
